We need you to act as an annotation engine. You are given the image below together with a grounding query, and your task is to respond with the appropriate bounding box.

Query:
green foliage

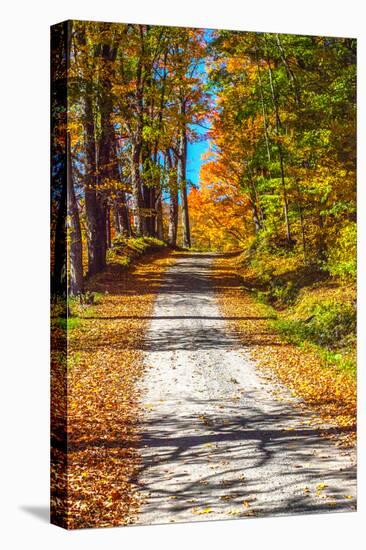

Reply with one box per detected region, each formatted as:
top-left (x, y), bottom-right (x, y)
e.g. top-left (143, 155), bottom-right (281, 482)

top-left (56, 316), bottom-right (81, 331)
top-left (274, 300), bottom-right (356, 348)
top-left (242, 233), bottom-right (307, 306)
top-left (325, 223), bottom-right (356, 280)
top-left (268, 280), bottom-right (299, 306)
top-left (107, 235), bottom-right (166, 267)
top-left (207, 30), bottom-right (356, 281)
top-left (318, 347), bottom-right (356, 378)
top-left (127, 236), bottom-right (165, 253)
top-left (244, 227), bottom-right (356, 378)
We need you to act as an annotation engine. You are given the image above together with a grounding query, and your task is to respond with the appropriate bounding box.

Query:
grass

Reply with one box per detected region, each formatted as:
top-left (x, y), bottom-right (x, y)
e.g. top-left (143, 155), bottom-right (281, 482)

top-left (107, 235), bottom-right (167, 269)
top-left (254, 291), bottom-right (357, 379)
top-left (231, 245), bottom-right (357, 380)
top-left (270, 290), bottom-right (356, 378)
top-left (273, 319), bottom-right (356, 377)
top-left (214, 254), bottom-right (356, 446)
top-left (54, 316), bottom-right (81, 331)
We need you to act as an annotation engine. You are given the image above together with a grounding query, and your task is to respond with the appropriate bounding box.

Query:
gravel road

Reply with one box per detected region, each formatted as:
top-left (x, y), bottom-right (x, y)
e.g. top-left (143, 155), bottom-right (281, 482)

top-left (136, 254), bottom-right (356, 525)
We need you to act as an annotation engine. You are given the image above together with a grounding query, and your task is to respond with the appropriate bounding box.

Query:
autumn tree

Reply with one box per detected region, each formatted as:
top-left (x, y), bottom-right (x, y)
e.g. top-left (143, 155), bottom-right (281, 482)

top-left (204, 31), bottom-right (356, 267)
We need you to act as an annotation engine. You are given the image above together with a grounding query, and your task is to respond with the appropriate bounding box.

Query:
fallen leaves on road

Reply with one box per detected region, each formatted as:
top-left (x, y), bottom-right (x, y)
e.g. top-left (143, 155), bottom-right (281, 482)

top-left (226, 509), bottom-right (242, 516)
top-left (192, 507), bottom-right (214, 515)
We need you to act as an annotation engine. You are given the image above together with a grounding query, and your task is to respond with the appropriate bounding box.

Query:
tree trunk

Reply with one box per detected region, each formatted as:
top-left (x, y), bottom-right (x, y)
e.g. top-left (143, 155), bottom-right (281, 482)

top-left (97, 42), bottom-right (117, 255)
top-left (65, 20), bottom-right (82, 295)
top-left (155, 191), bottom-right (163, 240)
top-left (317, 209), bottom-right (326, 261)
top-left (106, 203), bottom-right (111, 249)
top-left (131, 140), bottom-right (145, 236)
top-left (84, 94), bottom-right (106, 276)
top-left (151, 49), bottom-right (168, 240)
top-left (265, 50), bottom-right (292, 244)
top-left (294, 179), bottom-right (307, 263)
top-left (51, 22), bottom-right (68, 297)
top-left (149, 186), bottom-right (157, 237)
top-left (66, 136), bottom-right (83, 295)
top-left (248, 168), bottom-right (264, 233)
top-left (142, 147), bottom-right (156, 236)
top-left (250, 200), bottom-right (262, 234)
top-left (275, 34), bottom-right (301, 106)
top-left (53, 174), bottom-right (67, 297)
top-left (112, 130), bottom-right (130, 237)
top-left (254, 44), bottom-right (272, 168)
top-left (119, 194), bottom-right (131, 235)
top-left (85, 193), bottom-right (105, 275)
top-left (114, 203), bottom-right (121, 234)
top-left (178, 103), bottom-right (191, 248)
top-left (131, 33), bottom-right (146, 237)
top-left (114, 194), bottom-right (131, 236)
top-left (167, 150), bottom-right (178, 247)
top-left (278, 149), bottom-right (292, 243)
top-left (76, 26), bottom-right (107, 276)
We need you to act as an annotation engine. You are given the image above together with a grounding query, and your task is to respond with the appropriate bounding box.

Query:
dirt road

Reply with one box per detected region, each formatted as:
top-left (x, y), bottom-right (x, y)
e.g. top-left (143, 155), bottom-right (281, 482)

top-left (136, 254), bottom-right (356, 525)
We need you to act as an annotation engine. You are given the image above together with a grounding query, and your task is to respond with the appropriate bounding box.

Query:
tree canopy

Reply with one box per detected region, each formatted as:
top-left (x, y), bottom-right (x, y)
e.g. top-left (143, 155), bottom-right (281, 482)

top-left (51, 22), bottom-right (356, 295)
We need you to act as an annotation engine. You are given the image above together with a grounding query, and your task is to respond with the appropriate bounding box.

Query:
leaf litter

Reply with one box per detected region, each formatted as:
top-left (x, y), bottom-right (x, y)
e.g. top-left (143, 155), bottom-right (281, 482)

top-left (51, 251), bottom-right (172, 529)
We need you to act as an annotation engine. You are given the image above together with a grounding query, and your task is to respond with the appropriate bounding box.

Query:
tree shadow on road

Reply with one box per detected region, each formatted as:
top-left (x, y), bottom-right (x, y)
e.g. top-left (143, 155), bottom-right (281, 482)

top-left (135, 396), bottom-right (356, 519)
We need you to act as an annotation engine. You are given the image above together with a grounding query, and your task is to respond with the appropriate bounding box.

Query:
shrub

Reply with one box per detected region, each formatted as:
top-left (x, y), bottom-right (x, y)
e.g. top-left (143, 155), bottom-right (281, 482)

top-left (304, 301), bottom-right (356, 346)
top-left (107, 235), bottom-right (166, 266)
top-left (326, 223), bottom-right (356, 281)
top-left (275, 300), bottom-right (356, 348)
top-left (268, 279), bottom-right (299, 306)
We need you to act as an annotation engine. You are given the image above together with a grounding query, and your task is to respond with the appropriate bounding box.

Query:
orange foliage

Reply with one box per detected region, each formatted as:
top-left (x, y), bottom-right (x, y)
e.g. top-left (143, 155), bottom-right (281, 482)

top-left (189, 155), bottom-right (252, 250)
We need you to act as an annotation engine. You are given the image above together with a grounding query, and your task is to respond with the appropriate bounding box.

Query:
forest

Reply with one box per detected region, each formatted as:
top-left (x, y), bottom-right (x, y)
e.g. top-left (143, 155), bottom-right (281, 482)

top-left (51, 21), bottom-right (356, 528)
top-left (51, 21), bottom-right (356, 293)
top-left (51, 21), bottom-right (356, 380)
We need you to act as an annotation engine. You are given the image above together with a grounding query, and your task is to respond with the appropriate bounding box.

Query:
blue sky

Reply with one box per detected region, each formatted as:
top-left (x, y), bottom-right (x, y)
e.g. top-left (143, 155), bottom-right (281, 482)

top-left (186, 29), bottom-right (214, 188)
top-left (187, 124), bottom-right (210, 187)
